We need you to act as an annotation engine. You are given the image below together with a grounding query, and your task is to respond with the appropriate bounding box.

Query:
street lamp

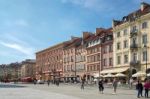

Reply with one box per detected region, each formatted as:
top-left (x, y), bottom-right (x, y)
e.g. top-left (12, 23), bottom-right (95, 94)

top-left (144, 44), bottom-right (148, 78)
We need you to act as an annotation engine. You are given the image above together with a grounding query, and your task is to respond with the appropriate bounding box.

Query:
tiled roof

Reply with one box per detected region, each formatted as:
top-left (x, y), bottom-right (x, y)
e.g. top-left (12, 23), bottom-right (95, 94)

top-left (63, 38), bottom-right (82, 49)
top-left (113, 2), bottom-right (150, 27)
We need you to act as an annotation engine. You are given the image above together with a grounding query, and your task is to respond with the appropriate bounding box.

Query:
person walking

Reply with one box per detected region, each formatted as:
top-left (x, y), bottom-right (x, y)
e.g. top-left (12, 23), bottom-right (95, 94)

top-left (112, 78), bottom-right (118, 94)
top-left (129, 78), bottom-right (133, 89)
top-left (98, 79), bottom-right (104, 94)
top-left (136, 80), bottom-right (143, 98)
top-left (81, 78), bottom-right (85, 90)
top-left (47, 79), bottom-right (50, 86)
top-left (144, 80), bottom-right (150, 98)
top-left (33, 78), bottom-right (37, 85)
top-left (56, 78), bottom-right (59, 86)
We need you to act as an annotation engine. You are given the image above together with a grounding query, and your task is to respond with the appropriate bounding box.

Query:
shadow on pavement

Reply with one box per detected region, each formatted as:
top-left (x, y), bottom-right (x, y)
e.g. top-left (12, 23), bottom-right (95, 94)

top-left (0, 84), bottom-right (26, 88)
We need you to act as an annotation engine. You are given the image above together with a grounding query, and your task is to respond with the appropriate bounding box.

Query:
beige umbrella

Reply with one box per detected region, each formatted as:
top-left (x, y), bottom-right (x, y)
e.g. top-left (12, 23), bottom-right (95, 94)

top-left (115, 73), bottom-right (126, 77)
top-left (132, 71), bottom-right (146, 77)
top-left (103, 73), bottom-right (115, 78)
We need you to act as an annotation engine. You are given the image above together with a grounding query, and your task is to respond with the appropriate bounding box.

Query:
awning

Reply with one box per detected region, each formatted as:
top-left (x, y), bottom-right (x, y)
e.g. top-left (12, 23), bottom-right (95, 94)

top-left (132, 71), bottom-right (146, 77)
top-left (100, 67), bottom-right (129, 74)
top-left (103, 73), bottom-right (115, 78)
top-left (115, 73), bottom-right (126, 77)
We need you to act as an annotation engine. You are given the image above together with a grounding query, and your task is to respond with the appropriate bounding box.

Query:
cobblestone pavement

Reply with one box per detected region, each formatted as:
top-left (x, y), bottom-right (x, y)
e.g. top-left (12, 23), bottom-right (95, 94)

top-left (0, 83), bottom-right (145, 99)
top-left (0, 83), bottom-right (80, 99)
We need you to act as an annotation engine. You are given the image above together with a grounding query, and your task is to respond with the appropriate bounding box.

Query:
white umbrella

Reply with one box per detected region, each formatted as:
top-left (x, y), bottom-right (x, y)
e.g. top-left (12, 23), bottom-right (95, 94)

top-left (115, 73), bottom-right (126, 77)
top-left (103, 73), bottom-right (115, 78)
top-left (147, 73), bottom-right (150, 77)
top-left (132, 71), bottom-right (146, 77)
top-left (93, 73), bottom-right (103, 78)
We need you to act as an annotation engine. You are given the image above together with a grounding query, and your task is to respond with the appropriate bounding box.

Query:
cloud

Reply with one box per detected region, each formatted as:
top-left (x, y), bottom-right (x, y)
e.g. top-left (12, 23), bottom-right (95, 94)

top-left (0, 41), bottom-right (34, 56)
top-left (15, 19), bottom-right (28, 27)
top-left (60, 0), bottom-right (112, 12)
top-left (4, 19), bottom-right (29, 27)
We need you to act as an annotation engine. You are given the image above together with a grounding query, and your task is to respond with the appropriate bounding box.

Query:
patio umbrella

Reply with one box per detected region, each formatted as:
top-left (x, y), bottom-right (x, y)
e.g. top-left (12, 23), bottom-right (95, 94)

top-left (147, 73), bottom-right (150, 77)
top-left (93, 73), bottom-right (103, 78)
top-left (132, 71), bottom-right (146, 77)
top-left (115, 73), bottom-right (126, 77)
top-left (103, 73), bottom-right (115, 78)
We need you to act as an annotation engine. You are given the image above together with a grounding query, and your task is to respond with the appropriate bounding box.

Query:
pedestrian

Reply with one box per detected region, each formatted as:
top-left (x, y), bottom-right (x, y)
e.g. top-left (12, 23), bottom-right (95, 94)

top-left (33, 78), bottom-right (37, 85)
top-left (98, 79), bottom-right (104, 94)
top-left (144, 80), bottom-right (150, 98)
top-left (47, 79), bottom-right (50, 86)
top-left (56, 78), bottom-right (59, 86)
top-left (81, 78), bottom-right (85, 90)
top-left (136, 80), bottom-right (143, 98)
top-left (129, 78), bottom-right (133, 89)
top-left (112, 78), bottom-right (118, 94)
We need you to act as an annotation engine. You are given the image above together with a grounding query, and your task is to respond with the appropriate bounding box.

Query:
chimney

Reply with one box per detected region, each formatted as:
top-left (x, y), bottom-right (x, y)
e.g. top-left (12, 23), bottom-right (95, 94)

top-left (82, 32), bottom-right (93, 40)
top-left (96, 28), bottom-right (105, 35)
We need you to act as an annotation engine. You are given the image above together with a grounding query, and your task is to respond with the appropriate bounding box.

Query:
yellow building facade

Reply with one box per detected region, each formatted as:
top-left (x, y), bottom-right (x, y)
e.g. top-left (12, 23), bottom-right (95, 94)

top-left (113, 2), bottom-right (150, 77)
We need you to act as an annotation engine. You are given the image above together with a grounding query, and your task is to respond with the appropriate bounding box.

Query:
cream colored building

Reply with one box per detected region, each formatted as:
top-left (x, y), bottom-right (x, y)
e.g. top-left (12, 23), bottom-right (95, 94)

top-left (112, 2), bottom-right (150, 77)
top-left (21, 59), bottom-right (36, 79)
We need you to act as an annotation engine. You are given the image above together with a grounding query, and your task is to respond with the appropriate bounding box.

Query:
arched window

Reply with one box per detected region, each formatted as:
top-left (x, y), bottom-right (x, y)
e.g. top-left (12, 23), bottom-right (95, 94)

top-left (132, 69), bottom-right (137, 75)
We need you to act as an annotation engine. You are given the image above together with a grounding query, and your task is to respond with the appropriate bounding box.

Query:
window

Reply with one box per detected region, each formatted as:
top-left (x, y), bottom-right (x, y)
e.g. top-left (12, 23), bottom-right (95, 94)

top-left (143, 51), bottom-right (147, 61)
top-left (71, 56), bottom-right (74, 62)
top-left (109, 45), bottom-right (113, 52)
top-left (64, 58), bottom-right (66, 63)
top-left (133, 53), bottom-right (137, 61)
top-left (93, 56), bottom-right (96, 62)
top-left (97, 55), bottom-right (100, 61)
top-left (95, 48), bottom-right (97, 52)
top-left (132, 26), bottom-right (137, 31)
top-left (124, 40), bottom-right (128, 48)
top-left (124, 55), bottom-right (128, 63)
top-left (109, 58), bottom-right (112, 66)
top-left (117, 42), bottom-right (121, 50)
top-left (142, 22), bottom-right (148, 29)
top-left (142, 34), bottom-right (147, 44)
top-left (103, 46), bottom-right (107, 53)
top-left (103, 59), bottom-right (106, 66)
top-left (117, 56), bottom-right (121, 65)
top-left (117, 32), bottom-right (121, 37)
top-left (123, 29), bottom-right (127, 35)
top-left (132, 37), bottom-right (137, 45)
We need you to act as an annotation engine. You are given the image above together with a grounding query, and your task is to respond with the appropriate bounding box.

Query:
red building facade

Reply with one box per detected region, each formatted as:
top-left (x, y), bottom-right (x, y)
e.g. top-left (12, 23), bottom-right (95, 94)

top-left (36, 43), bottom-right (64, 81)
top-left (99, 28), bottom-right (113, 71)
top-left (63, 37), bottom-right (82, 82)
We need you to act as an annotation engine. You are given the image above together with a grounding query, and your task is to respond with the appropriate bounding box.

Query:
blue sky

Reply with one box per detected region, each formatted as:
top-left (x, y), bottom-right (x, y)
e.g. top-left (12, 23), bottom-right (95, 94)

top-left (0, 0), bottom-right (150, 64)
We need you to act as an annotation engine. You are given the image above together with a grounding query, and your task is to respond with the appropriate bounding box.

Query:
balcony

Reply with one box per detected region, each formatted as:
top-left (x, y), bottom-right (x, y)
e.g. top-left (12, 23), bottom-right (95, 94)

top-left (130, 30), bottom-right (138, 37)
top-left (130, 60), bottom-right (140, 66)
top-left (130, 43), bottom-right (138, 49)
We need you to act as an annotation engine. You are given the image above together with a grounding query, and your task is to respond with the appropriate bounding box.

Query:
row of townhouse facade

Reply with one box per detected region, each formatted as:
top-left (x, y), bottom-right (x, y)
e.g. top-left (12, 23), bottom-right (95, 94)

top-left (0, 59), bottom-right (36, 82)
top-left (36, 28), bottom-right (113, 81)
top-left (35, 2), bottom-right (150, 81)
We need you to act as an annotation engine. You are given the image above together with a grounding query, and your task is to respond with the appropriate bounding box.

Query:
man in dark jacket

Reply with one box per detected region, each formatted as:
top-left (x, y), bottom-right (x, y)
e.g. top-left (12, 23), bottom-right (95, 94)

top-left (98, 79), bottom-right (104, 94)
top-left (136, 80), bottom-right (143, 98)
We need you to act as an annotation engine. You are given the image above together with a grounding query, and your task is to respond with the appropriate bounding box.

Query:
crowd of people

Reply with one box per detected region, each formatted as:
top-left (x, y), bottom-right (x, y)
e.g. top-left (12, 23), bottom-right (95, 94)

top-left (80, 77), bottom-right (150, 98)
top-left (32, 77), bottom-right (150, 98)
